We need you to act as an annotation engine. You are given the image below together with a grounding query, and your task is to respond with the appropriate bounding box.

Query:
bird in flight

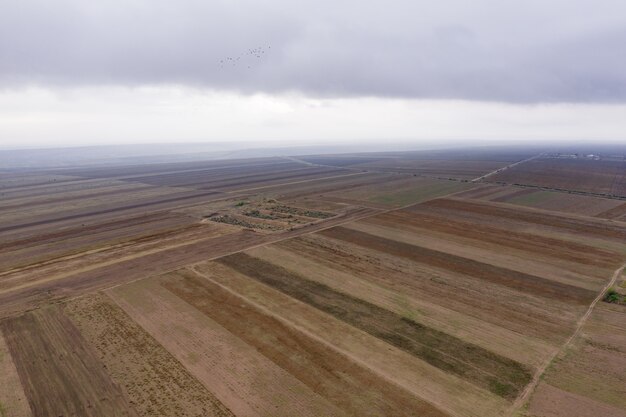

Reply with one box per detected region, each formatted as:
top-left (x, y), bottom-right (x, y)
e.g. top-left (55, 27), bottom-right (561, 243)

top-left (218, 46), bottom-right (272, 69)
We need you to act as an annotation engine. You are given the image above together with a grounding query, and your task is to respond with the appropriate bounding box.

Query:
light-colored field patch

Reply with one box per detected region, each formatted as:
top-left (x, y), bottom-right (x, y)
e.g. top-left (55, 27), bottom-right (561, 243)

top-left (302, 228), bottom-right (583, 343)
top-left (528, 382), bottom-right (626, 417)
top-left (194, 261), bottom-right (509, 417)
top-left (0, 212), bottom-right (197, 271)
top-left (108, 277), bottom-right (345, 417)
top-left (65, 292), bottom-right (233, 417)
top-left (0, 307), bottom-right (136, 417)
top-left (351, 217), bottom-right (610, 289)
top-left (0, 332), bottom-right (32, 417)
top-left (540, 303), bottom-right (626, 412)
top-left (0, 223), bottom-right (230, 295)
top-left (248, 244), bottom-right (554, 368)
top-left (417, 198), bottom-right (626, 256)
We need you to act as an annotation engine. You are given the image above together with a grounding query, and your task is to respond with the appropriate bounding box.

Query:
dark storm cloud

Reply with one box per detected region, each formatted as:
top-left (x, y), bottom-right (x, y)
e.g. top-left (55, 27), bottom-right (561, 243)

top-left (1, 0), bottom-right (625, 102)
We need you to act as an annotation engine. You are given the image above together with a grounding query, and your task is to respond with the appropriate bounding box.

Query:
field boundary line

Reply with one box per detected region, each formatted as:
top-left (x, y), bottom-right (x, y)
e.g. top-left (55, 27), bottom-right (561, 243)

top-left (280, 155), bottom-right (365, 172)
top-left (508, 261), bottom-right (626, 416)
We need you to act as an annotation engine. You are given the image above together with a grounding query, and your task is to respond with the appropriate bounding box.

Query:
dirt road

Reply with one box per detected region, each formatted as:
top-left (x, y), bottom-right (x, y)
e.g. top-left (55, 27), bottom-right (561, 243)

top-left (472, 154), bottom-right (543, 182)
top-left (508, 262), bottom-right (626, 416)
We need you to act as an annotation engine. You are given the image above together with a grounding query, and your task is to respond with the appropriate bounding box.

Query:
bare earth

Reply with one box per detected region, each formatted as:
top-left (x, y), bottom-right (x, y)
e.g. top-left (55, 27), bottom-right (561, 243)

top-left (1, 150), bottom-right (626, 417)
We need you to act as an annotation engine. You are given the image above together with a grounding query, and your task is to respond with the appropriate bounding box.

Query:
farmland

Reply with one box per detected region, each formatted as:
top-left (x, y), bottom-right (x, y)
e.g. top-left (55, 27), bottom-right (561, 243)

top-left (490, 157), bottom-right (626, 198)
top-left (1, 149), bottom-right (625, 417)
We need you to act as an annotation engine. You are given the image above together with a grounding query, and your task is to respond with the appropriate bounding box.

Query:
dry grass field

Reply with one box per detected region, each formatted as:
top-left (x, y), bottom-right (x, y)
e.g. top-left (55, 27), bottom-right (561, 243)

top-left (1, 150), bottom-right (626, 417)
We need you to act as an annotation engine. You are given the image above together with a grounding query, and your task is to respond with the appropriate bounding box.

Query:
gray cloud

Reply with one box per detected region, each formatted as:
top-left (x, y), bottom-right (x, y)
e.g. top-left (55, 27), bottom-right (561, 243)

top-left (1, 0), bottom-right (625, 102)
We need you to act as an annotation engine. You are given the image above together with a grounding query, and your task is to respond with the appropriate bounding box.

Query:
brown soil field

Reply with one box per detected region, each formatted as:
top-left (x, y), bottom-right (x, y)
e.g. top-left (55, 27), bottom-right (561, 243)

top-left (352, 159), bottom-right (510, 179)
top-left (0, 332), bottom-right (32, 417)
top-left (453, 185), bottom-right (506, 199)
top-left (3, 151), bottom-right (625, 417)
top-left (277, 196), bottom-right (348, 212)
top-left (295, 155), bottom-right (385, 166)
top-left (596, 201), bottom-right (626, 220)
top-left (300, 150), bottom-right (537, 179)
top-left (64, 293), bottom-right (233, 417)
top-left (0, 189), bottom-right (223, 235)
top-left (270, 172), bottom-right (391, 199)
top-left (319, 226), bottom-right (596, 305)
top-left (116, 161), bottom-right (308, 186)
top-left (217, 252), bottom-right (533, 399)
top-left (0, 177), bottom-right (140, 201)
top-left (418, 198), bottom-right (626, 242)
top-left (113, 160), bottom-right (302, 181)
top-left (370, 210), bottom-right (621, 269)
top-left (322, 176), bottom-right (476, 207)
top-left (348, 215), bottom-right (609, 292)
top-left (0, 307), bottom-right (137, 417)
top-left (528, 382), bottom-right (626, 417)
top-left (193, 260), bottom-right (510, 417)
top-left (0, 211), bottom-right (197, 270)
top-left (530, 302), bottom-right (626, 414)
top-left (0, 229), bottom-right (264, 318)
top-left (0, 206), bottom-right (378, 318)
top-left (123, 165), bottom-right (347, 190)
top-left (110, 277), bottom-right (347, 417)
top-left (0, 185), bottom-right (189, 226)
top-left (328, 223), bottom-right (592, 338)
top-left (161, 270), bottom-right (449, 416)
top-left (203, 167), bottom-right (350, 191)
top-left (456, 184), bottom-right (626, 218)
top-left (60, 157), bottom-right (305, 180)
top-left (491, 158), bottom-right (626, 197)
top-left (273, 237), bottom-right (576, 349)
top-left (489, 188), bottom-right (537, 202)
top-left (0, 182), bottom-right (154, 211)
top-left (0, 222), bottom-right (232, 295)
top-left (246, 243), bottom-right (553, 368)
top-left (0, 173), bottom-right (85, 190)
top-left (232, 172), bottom-right (368, 195)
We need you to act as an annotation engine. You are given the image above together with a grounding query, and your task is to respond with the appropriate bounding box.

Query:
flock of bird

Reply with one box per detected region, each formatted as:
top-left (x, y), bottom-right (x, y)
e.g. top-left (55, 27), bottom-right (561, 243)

top-left (219, 46), bottom-right (271, 69)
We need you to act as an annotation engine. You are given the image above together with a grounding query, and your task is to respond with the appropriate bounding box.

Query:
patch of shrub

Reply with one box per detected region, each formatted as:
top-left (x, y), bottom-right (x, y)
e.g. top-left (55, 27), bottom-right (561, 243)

top-left (243, 209), bottom-right (276, 220)
top-left (210, 215), bottom-right (277, 230)
top-left (604, 288), bottom-right (624, 304)
top-left (488, 380), bottom-right (515, 398)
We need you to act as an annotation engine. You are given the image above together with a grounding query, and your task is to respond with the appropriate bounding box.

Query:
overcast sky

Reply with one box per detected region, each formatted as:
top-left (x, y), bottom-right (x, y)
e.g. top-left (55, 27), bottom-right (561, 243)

top-left (1, 0), bottom-right (625, 149)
